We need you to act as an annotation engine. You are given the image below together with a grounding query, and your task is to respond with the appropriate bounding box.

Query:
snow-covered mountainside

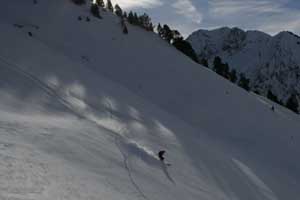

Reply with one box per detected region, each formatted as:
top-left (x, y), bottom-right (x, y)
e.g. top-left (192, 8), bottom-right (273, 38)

top-left (187, 27), bottom-right (300, 103)
top-left (0, 1), bottom-right (299, 199)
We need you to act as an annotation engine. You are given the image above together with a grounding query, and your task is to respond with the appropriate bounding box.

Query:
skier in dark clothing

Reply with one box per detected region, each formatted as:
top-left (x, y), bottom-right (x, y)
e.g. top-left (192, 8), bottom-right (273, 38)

top-left (158, 150), bottom-right (171, 166)
top-left (158, 150), bottom-right (166, 161)
top-left (271, 106), bottom-right (275, 112)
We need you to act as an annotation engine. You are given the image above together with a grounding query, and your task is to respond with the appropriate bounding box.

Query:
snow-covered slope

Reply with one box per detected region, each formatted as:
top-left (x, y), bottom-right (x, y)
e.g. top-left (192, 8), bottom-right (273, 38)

top-left (187, 27), bottom-right (300, 102)
top-left (0, 1), bottom-right (299, 200)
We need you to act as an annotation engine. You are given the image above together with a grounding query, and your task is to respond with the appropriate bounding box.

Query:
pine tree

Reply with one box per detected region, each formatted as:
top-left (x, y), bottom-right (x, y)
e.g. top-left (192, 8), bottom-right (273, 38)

top-left (213, 56), bottom-right (222, 74)
top-left (223, 63), bottom-right (230, 79)
top-left (286, 94), bottom-right (299, 113)
top-left (90, 3), bottom-right (102, 18)
top-left (138, 13), bottom-right (154, 31)
top-left (200, 58), bottom-right (208, 67)
top-left (213, 57), bottom-right (231, 78)
top-left (172, 30), bottom-right (183, 42)
top-left (114, 4), bottom-right (123, 17)
top-left (106, 0), bottom-right (114, 12)
top-left (173, 39), bottom-right (198, 63)
top-left (157, 23), bottom-right (163, 37)
top-left (229, 69), bottom-right (237, 83)
top-left (128, 11), bottom-right (134, 24)
top-left (95, 0), bottom-right (104, 7)
top-left (133, 13), bottom-right (139, 25)
top-left (139, 14), bottom-right (148, 29)
top-left (148, 22), bottom-right (154, 32)
top-left (238, 73), bottom-right (250, 91)
top-left (123, 11), bottom-right (128, 19)
top-left (162, 24), bottom-right (173, 43)
top-left (267, 90), bottom-right (279, 103)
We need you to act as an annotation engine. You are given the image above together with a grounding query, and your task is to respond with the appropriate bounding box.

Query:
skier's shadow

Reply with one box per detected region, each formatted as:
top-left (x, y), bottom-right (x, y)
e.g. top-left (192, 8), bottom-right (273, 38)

top-left (117, 138), bottom-right (175, 184)
top-left (160, 162), bottom-right (175, 184)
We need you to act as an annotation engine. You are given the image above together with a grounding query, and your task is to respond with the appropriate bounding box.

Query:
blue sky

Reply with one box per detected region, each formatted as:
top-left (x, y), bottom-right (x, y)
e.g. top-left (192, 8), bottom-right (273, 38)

top-left (111, 0), bottom-right (300, 37)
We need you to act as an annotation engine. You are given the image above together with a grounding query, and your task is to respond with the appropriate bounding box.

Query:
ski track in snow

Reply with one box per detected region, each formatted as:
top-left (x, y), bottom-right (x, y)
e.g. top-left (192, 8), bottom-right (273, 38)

top-left (0, 51), bottom-right (154, 200)
top-left (232, 159), bottom-right (278, 200)
top-left (0, 56), bottom-right (82, 118)
top-left (115, 137), bottom-right (151, 200)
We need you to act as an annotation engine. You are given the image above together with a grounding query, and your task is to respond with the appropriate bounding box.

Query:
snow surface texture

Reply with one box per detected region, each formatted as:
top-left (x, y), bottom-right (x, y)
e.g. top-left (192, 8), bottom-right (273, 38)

top-left (187, 27), bottom-right (300, 102)
top-left (0, 1), bottom-right (299, 199)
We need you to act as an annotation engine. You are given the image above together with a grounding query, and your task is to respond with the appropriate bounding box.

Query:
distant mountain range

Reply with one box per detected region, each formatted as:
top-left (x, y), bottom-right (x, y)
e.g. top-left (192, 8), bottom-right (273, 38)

top-left (187, 27), bottom-right (300, 109)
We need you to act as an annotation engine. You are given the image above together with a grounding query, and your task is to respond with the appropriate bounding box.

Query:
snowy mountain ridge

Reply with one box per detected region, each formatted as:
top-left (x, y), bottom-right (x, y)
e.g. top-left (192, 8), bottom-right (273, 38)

top-left (0, 1), bottom-right (299, 200)
top-left (187, 27), bottom-right (300, 104)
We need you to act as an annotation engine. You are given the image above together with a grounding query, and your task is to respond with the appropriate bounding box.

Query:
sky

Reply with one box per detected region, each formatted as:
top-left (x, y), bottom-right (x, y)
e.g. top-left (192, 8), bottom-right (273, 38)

top-left (110, 0), bottom-right (300, 37)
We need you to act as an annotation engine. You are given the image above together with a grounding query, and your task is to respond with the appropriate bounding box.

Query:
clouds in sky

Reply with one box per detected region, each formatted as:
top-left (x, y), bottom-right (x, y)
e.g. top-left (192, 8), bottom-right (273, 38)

top-left (110, 0), bottom-right (300, 37)
top-left (112, 0), bottom-right (163, 9)
top-left (207, 0), bottom-right (300, 35)
top-left (172, 0), bottom-right (203, 24)
top-left (209, 0), bottom-right (283, 16)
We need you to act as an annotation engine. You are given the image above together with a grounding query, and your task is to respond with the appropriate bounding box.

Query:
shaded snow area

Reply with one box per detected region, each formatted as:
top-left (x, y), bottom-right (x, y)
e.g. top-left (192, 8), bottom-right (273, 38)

top-left (0, 0), bottom-right (299, 199)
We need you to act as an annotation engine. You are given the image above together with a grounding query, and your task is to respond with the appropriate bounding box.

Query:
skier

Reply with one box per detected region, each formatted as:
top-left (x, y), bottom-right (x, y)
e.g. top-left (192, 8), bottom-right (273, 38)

top-left (158, 150), bottom-right (166, 161)
top-left (158, 150), bottom-right (171, 166)
top-left (271, 106), bottom-right (275, 112)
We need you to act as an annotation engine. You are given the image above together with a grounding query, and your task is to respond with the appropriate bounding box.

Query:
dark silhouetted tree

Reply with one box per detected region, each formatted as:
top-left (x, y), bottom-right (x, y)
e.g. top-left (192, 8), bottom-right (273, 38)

top-left (286, 94), bottom-right (299, 113)
top-left (90, 4), bottom-right (102, 18)
top-left (267, 90), bottom-right (279, 103)
top-left (229, 69), bottom-right (237, 83)
top-left (106, 0), bottom-right (114, 12)
top-left (172, 30), bottom-right (183, 42)
top-left (127, 11), bottom-right (139, 25)
top-left (157, 23), bottom-right (163, 37)
top-left (114, 4), bottom-right (123, 17)
top-left (223, 63), bottom-right (230, 78)
top-left (127, 11), bottom-right (134, 24)
top-left (139, 13), bottom-right (154, 31)
top-left (213, 57), bottom-right (232, 78)
top-left (148, 22), bottom-right (154, 32)
top-left (133, 13), bottom-right (139, 25)
top-left (95, 0), bottom-right (104, 7)
top-left (161, 24), bottom-right (173, 43)
top-left (213, 56), bottom-right (222, 74)
top-left (200, 58), bottom-right (208, 67)
top-left (173, 38), bottom-right (198, 63)
top-left (238, 73), bottom-right (250, 91)
top-left (126, 11), bottom-right (154, 31)
top-left (123, 11), bottom-right (128, 19)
